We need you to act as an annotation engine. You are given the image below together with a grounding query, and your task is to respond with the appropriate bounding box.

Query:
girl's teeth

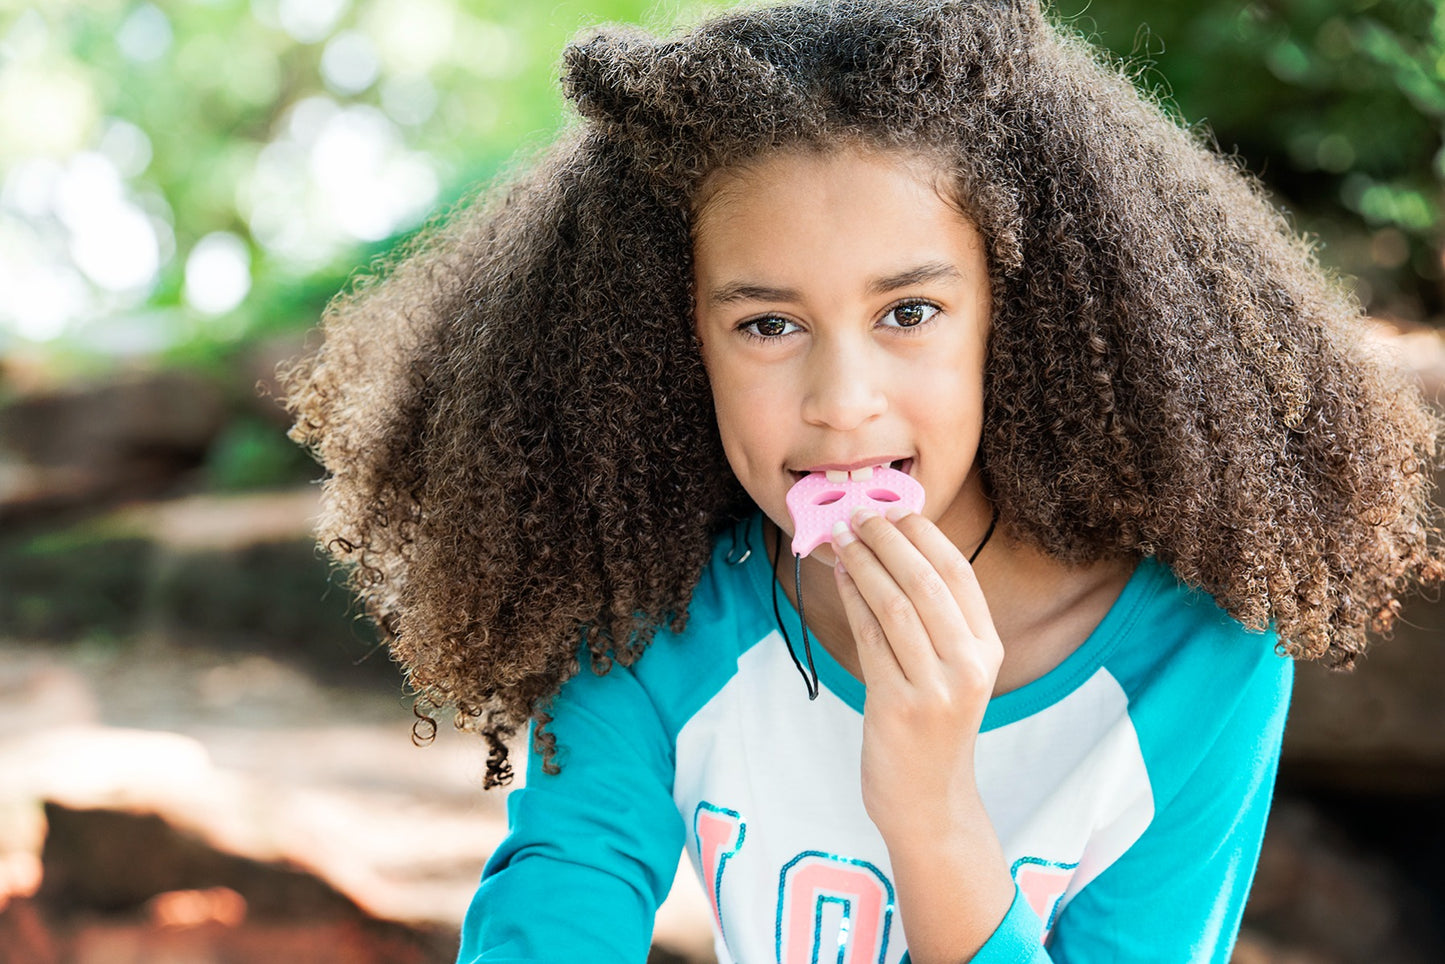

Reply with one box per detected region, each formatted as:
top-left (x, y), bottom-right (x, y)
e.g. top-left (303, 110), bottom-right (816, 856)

top-left (821, 465), bottom-right (881, 483)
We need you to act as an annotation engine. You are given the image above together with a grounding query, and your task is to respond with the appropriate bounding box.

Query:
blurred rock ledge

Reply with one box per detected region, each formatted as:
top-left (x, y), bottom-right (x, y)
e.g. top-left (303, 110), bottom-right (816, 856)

top-left (1365, 316), bottom-right (1445, 405)
top-left (0, 370), bottom-right (229, 526)
top-left (0, 487), bottom-right (397, 690)
top-left (0, 639), bottom-right (716, 964)
top-left (0, 336), bottom-right (310, 529)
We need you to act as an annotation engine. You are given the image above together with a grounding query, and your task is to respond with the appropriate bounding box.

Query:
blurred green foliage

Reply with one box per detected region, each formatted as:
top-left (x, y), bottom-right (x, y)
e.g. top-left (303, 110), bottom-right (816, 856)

top-left (204, 413), bottom-right (317, 491)
top-left (1072, 0), bottom-right (1443, 319)
top-left (0, 530), bottom-right (151, 640)
top-left (0, 0), bottom-right (734, 367)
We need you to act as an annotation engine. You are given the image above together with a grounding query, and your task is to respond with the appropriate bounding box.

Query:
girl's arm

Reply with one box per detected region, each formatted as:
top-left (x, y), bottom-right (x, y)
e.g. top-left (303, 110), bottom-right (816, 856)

top-left (457, 653), bottom-right (685, 963)
top-left (832, 507), bottom-right (1015, 962)
top-left (885, 639), bottom-right (1289, 964)
top-left (880, 798), bottom-right (1022, 964)
top-left (833, 509), bottom-right (1291, 964)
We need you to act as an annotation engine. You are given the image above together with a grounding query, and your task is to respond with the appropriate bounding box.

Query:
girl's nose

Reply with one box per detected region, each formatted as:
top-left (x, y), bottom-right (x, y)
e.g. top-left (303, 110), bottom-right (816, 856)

top-left (800, 340), bottom-right (888, 431)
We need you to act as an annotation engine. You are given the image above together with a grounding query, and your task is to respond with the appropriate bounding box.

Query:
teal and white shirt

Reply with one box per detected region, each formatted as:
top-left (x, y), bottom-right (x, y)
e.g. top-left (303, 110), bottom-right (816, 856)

top-left (459, 513), bottom-right (1293, 963)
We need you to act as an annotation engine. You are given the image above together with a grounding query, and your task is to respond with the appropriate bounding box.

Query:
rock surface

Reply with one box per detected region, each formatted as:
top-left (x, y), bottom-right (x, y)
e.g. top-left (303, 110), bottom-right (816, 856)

top-left (0, 371), bottom-right (228, 523)
top-left (0, 638), bottom-right (716, 963)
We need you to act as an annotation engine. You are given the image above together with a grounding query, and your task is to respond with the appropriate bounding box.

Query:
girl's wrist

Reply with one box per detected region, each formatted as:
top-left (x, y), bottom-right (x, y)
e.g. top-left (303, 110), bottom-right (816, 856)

top-left (868, 768), bottom-right (987, 844)
top-left (879, 798), bottom-right (1016, 964)
top-left (876, 788), bottom-right (992, 858)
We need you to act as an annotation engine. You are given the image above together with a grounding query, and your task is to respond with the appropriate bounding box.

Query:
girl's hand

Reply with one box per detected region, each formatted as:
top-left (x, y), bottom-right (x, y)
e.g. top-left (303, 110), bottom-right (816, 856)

top-left (831, 506), bottom-right (1004, 840)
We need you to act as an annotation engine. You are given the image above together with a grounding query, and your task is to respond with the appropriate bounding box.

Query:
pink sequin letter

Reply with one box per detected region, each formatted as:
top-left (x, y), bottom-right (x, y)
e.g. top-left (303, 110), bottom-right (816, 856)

top-left (695, 803), bottom-right (746, 934)
top-left (1013, 858), bottom-right (1077, 943)
top-left (777, 852), bottom-right (894, 964)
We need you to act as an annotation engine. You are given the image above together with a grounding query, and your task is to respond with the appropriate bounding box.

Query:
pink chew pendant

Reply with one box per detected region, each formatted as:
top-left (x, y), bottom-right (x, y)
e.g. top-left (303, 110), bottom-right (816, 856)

top-left (785, 466), bottom-right (925, 557)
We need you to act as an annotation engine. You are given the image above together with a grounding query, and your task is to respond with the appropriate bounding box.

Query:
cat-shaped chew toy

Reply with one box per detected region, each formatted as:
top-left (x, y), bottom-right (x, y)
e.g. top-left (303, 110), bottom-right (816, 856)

top-left (785, 465), bottom-right (925, 558)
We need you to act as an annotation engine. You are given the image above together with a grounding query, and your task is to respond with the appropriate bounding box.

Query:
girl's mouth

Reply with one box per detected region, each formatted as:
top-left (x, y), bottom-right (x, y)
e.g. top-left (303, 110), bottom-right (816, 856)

top-left (788, 458), bottom-right (914, 484)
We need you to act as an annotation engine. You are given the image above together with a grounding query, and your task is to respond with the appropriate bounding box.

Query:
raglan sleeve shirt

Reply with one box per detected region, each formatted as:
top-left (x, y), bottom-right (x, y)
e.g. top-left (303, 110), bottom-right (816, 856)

top-left (457, 538), bottom-right (1294, 964)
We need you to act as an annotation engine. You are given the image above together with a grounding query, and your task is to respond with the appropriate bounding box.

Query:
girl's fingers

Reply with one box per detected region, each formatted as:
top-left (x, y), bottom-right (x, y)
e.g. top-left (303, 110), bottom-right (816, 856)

top-left (833, 563), bottom-right (905, 688)
top-left (832, 511), bottom-right (960, 685)
top-left (889, 510), bottom-right (996, 647)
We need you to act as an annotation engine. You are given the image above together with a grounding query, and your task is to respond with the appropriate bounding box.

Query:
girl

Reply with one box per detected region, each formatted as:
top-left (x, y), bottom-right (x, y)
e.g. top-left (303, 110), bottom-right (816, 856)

top-left (284, 1), bottom-right (1443, 961)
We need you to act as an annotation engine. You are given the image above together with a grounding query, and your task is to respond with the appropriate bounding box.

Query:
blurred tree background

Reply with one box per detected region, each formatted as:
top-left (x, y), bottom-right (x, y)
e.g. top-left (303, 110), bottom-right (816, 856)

top-left (1077, 0), bottom-right (1442, 325)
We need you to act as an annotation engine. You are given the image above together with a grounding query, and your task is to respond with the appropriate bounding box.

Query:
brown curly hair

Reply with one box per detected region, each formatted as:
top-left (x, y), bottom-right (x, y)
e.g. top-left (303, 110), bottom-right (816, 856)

top-left (283, 0), bottom-right (1444, 788)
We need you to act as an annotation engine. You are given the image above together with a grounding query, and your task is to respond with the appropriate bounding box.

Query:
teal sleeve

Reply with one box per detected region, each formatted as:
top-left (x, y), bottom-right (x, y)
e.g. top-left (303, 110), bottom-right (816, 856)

top-left (1042, 647), bottom-right (1294, 962)
top-left (456, 656), bottom-right (686, 963)
top-left (898, 887), bottom-right (1050, 964)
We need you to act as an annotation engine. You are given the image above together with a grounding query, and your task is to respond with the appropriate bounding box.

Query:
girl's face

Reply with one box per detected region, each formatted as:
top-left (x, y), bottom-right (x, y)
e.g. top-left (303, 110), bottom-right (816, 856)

top-left (693, 146), bottom-right (993, 567)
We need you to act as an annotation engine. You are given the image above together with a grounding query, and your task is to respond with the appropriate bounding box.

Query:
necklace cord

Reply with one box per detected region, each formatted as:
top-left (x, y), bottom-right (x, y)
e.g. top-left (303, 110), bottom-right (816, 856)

top-left (971, 505), bottom-right (999, 565)
top-left (769, 523), bottom-right (818, 698)
top-left (794, 551), bottom-right (819, 699)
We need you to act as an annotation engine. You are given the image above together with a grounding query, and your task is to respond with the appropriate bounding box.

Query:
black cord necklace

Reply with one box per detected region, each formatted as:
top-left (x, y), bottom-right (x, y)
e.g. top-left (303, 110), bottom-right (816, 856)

top-left (770, 505), bottom-right (1001, 701)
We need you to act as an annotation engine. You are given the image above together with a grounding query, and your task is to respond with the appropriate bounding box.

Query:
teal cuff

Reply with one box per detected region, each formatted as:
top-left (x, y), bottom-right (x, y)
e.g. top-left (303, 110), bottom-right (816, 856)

top-left (967, 883), bottom-right (1050, 964)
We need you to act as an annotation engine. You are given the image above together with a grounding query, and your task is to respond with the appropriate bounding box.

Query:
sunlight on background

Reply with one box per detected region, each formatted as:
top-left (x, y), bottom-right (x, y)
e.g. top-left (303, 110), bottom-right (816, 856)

top-left (0, 0), bottom-right (732, 360)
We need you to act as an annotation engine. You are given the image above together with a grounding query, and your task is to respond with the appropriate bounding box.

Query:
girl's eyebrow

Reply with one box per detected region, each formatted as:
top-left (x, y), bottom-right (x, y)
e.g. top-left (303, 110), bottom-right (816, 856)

top-left (864, 261), bottom-right (963, 295)
top-left (707, 261), bottom-right (963, 307)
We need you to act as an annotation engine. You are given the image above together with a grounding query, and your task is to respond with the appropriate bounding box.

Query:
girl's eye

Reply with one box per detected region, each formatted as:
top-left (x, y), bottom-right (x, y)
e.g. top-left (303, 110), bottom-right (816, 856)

top-left (881, 301), bottom-right (940, 329)
top-left (740, 316), bottom-right (800, 340)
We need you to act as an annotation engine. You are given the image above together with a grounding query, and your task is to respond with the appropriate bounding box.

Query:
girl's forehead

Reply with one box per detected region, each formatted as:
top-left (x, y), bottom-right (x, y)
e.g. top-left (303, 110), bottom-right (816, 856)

top-left (689, 149), bottom-right (988, 308)
top-left (692, 142), bottom-right (958, 240)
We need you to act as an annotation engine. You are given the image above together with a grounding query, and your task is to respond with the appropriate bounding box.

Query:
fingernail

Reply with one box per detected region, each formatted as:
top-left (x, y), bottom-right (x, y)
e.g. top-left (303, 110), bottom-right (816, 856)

top-left (851, 506), bottom-right (877, 525)
top-left (885, 504), bottom-right (912, 522)
top-left (831, 520), bottom-right (855, 546)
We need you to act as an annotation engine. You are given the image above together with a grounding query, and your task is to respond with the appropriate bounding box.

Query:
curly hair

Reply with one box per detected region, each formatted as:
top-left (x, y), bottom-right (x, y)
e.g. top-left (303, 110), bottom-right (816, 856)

top-left (284, 0), bottom-right (1444, 788)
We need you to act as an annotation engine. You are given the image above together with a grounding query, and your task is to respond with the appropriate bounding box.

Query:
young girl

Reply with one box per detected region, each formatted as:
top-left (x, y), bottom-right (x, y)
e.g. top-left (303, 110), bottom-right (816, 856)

top-left (284, 1), bottom-right (1443, 961)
